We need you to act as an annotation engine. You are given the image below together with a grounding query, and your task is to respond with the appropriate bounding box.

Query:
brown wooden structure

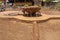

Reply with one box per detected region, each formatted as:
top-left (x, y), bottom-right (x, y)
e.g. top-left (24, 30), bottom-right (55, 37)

top-left (8, 0), bottom-right (33, 6)
top-left (22, 6), bottom-right (41, 17)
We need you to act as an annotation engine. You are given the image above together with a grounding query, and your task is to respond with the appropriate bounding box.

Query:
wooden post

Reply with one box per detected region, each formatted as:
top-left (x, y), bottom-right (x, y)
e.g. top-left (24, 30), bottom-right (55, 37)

top-left (13, 0), bottom-right (15, 6)
top-left (5, 0), bottom-right (9, 7)
top-left (5, 0), bottom-right (7, 7)
top-left (14, 0), bottom-right (15, 3)
top-left (33, 21), bottom-right (39, 40)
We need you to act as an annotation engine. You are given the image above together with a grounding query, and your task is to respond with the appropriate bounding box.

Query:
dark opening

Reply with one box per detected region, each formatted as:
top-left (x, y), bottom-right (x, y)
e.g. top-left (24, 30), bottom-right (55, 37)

top-left (8, 0), bottom-right (14, 3)
top-left (8, 0), bottom-right (34, 5)
top-left (15, 0), bottom-right (29, 2)
top-left (8, 0), bottom-right (33, 3)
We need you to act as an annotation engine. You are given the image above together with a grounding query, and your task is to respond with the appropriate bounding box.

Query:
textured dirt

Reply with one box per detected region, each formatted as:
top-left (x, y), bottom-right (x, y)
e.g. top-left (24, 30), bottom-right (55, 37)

top-left (0, 18), bottom-right (60, 40)
top-left (0, 18), bottom-right (33, 40)
top-left (41, 10), bottom-right (60, 15)
top-left (38, 19), bottom-right (60, 40)
top-left (0, 8), bottom-right (60, 40)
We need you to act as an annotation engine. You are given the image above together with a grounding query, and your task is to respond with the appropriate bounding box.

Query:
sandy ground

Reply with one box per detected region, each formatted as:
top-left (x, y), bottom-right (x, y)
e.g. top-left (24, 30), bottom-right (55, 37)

top-left (41, 10), bottom-right (60, 15)
top-left (0, 8), bottom-right (60, 40)
top-left (41, 7), bottom-right (60, 15)
top-left (0, 10), bottom-right (60, 16)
